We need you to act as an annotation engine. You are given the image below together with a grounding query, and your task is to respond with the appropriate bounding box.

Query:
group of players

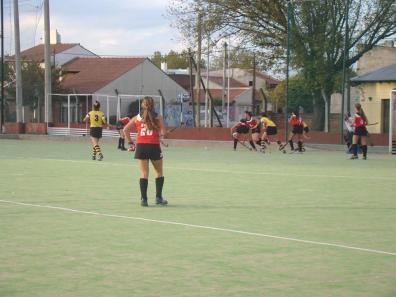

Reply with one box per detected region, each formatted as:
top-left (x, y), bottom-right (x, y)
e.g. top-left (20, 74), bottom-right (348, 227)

top-left (230, 110), bottom-right (309, 153)
top-left (82, 100), bottom-right (370, 207)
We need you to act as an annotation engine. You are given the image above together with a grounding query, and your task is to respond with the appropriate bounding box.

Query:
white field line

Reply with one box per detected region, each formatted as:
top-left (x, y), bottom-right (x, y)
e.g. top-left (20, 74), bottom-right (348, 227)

top-left (12, 157), bottom-right (396, 181)
top-left (1, 199), bottom-right (395, 256)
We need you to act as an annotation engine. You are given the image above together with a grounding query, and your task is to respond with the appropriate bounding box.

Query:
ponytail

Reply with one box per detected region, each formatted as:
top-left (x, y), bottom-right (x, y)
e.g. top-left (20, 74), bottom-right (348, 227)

top-left (141, 96), bottom-right (159, 131)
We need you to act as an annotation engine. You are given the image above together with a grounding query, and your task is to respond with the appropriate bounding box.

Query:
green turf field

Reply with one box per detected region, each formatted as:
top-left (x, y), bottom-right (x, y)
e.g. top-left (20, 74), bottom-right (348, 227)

top-left (0, 138), bottom-right (395, 297)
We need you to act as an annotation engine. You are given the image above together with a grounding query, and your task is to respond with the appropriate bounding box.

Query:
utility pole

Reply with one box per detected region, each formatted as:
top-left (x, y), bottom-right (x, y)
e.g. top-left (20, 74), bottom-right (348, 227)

top-left (251, 53), bottom-right (256, 113)
top-left (188, 48), bottom-right (195, 127)
top-left (340, 0), bottom-right (350, 143)
top-left (44, 0), bottom-right (52, 123)
top-left (205, 34), bottom-right (209, 127)
top-left (222, 42), bottom-right (227, 117)
top-left (285, 0), bottom-right (292, 142)
top-left (13, 0), bottom-right (22, 123)
top-left (195, 9), bottom-right (203, 127)
top-left (1, 0), bottom-right (4, 132)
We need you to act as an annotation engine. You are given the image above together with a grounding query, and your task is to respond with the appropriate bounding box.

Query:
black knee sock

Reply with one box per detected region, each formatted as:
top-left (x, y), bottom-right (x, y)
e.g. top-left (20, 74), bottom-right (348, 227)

top-left (298, 141), bottom-right (303, 152)
top-left (351, 144), bottom-right (358, 156)
top-left (121, 138), bottom-right (125, 149)
top-left (289, 140), bottom-right (294, 150)
top-left (256, 140), bottom-right (261, 145)
top-left (155, 176), bottom-right (164, 199)
top-left (118, 137), bottom-right (122, 148)
top-left (139, 178), bottom-right (148, 201)
top-left (249, 141), bottom-right (256, 149)
top-left (261, 140), bottom-right (266, 150)
top-left (233, 139), bottom-right (238, 149)
top-left (362, 145), bottom-right (367, 157)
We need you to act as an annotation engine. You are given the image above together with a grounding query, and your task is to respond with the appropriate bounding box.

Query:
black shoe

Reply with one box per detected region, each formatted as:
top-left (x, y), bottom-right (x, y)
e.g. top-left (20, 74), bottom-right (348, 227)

top-left (120, 147), bottom-right (127, 151)
top-left (92, 155), bottom-right (96, 160)
top-left (98, 153), bottom-right (103, 161)
top-left (141, 199), bottom-right (148, 207)
top-left (156, 197), bottom-right (168, 205)
top-left (279, 143), bottom-right (286, 150)
top-left (362, 156), bottom-right (367, 160)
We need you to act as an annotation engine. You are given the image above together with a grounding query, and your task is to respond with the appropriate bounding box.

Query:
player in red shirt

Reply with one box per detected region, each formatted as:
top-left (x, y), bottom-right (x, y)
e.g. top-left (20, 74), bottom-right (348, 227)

top-left (350, 103), bottom-right (369, 160)
top-left (116, 116), bottom-right (131, 150)
top-left (230, 118), bottom-right (251, 150)
top-left (245, 111), bottom-right (260, 150)
top-left (123, 96), bottom-right (168, 206)
top-left (281, 111), bottom-right (304, 152)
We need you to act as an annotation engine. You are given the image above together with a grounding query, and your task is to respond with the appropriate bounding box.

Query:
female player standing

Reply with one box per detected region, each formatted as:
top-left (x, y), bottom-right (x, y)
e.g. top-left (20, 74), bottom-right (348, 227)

top-left (350, 103), bottom-right (369, 160)
top-left (83, 101), bottom-right (106, 161)
top-left (123, 96), bottom-right (168, 206)
top-left (284, 111), bottom-right (304, 152)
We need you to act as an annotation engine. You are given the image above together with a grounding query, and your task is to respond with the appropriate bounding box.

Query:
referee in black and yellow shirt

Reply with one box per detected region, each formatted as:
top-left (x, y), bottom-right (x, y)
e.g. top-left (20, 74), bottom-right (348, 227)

top-left (83, 101), bottom-right (106, 161)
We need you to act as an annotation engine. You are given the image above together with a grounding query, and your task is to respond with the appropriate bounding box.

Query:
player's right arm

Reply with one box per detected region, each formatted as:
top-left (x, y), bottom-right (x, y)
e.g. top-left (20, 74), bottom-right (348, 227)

top-left (123, 115), bottom-right (137, 144)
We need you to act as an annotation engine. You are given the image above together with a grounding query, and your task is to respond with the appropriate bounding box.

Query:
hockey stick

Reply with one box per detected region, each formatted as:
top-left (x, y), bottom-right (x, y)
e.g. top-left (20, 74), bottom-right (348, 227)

top-left (236, 139), bottom-right (253, 151)
top-left (160, 139), bottom-right (169, 147)
top-left (161, 124), bottom-right (184, 147)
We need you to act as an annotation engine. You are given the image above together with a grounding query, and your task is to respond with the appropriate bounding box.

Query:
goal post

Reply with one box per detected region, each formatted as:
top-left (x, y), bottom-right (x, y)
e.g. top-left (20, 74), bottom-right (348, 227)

top-left (390, 89), bottom-right (396, 154)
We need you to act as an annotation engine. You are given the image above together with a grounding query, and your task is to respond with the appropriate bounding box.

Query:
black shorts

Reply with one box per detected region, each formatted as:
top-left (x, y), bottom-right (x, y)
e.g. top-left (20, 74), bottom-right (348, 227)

top-left (90, 127), bottom-right (103, 138)
top-left (134, 143), bottom-right (163, 160)
top-left (354, 126), bottom-right (368, 136)
top-left (116, 121), bottom-right (124, 130)
top-left (266, 126), bottom-right (277, 136)
top-left (292, 125), bottom-right (304, 135)
top-left (251, 127), bottom-right (261, 134)
top-left (236, 126), bottom-right (249, 134)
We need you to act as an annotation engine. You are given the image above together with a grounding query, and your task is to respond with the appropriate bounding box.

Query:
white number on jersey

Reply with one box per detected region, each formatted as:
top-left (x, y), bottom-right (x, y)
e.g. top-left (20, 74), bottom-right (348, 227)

top-left (140, 124), bottom-right (153, 136)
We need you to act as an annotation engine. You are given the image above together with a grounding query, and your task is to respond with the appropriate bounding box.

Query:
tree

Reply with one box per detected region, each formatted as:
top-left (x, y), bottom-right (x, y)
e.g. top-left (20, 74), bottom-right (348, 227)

top-left (5, 61), bottom-right (69, 121)
top-left (169, 0), bottom-right (396, 130)
top-left (270, 74), bottom-right (313, 114)
top-left (150, 50), bottom-right (190, 69)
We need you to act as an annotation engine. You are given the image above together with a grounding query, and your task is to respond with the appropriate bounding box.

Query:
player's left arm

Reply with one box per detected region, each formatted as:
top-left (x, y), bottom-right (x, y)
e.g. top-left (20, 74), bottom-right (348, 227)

top-left (157, 115), bottom-right (166, 138)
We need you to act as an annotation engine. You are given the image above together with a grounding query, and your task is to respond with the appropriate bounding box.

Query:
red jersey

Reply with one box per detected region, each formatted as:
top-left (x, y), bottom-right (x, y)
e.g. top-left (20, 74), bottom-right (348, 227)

top-left (246, 118), bottom-right (258, 129)
top-left (135, 114), bottom-right (160, 144)
top-left (289, 115), bottom-right (302, 126)
top-left (119, 117), bottom-right (130, 125)
top-left (354, 113), bottom-right (367, 128)
top-left (235, 121), bottom-right (249, 129)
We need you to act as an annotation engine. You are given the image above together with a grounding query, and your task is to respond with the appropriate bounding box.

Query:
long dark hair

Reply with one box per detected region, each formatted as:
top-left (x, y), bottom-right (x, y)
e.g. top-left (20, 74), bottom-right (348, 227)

top-left (141, 96), bottom-right (159, 131)
top-left (355, 103), bottom-right (368, 123)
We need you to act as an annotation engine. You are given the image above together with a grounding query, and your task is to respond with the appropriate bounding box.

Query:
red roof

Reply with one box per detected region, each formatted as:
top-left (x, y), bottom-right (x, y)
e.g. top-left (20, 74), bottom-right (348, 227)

top-left (61, 57), bottom-right (146, 93)
top-left (20, 43), bottom-right (81, 62)
top-left (250, 70), bottom-right (280, 86)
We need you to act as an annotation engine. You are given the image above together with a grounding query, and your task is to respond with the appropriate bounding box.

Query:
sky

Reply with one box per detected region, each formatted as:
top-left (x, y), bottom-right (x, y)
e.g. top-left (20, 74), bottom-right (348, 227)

top-left (3, 0), bottom-right (184, 57)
